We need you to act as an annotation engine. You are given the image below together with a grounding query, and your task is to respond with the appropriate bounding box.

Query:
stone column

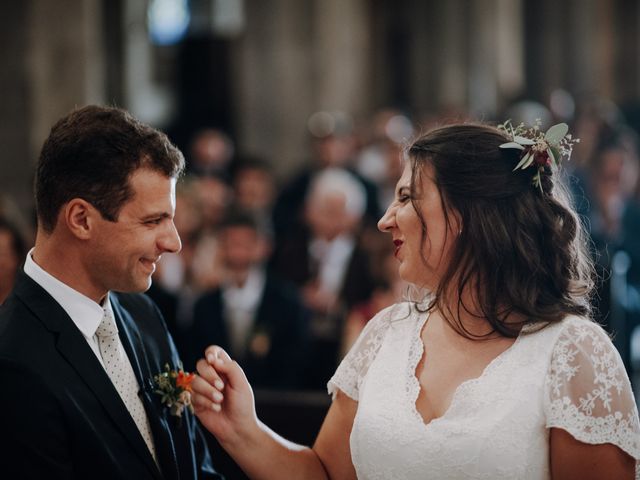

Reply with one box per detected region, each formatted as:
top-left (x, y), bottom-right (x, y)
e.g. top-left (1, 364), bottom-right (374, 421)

top-left (566, 0), bottom-right (602, 96)
top-left (311, 0), bottom-right (372, 114)
top-left (231, 0), bottom-right (314, 180)
top-left (27, 0), bottom-right (106, 155)
top-left (232, 0), bottom-right (374, 181)
top-left (0, 2), bottom-right (32, 219)
top-left (405, 0), bottom-right (468, 115)
top-left (0, 0), bottom-right (106, 225)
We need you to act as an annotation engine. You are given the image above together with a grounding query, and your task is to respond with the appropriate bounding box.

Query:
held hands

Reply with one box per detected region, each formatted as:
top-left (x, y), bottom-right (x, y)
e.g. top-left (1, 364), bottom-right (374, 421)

top-left (191, 346), bottom-right (258, 447)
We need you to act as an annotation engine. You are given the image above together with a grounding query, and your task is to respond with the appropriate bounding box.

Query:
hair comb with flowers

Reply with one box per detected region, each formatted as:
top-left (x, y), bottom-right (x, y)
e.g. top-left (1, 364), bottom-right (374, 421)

top-left (497, 120), bottom-right (579, 191)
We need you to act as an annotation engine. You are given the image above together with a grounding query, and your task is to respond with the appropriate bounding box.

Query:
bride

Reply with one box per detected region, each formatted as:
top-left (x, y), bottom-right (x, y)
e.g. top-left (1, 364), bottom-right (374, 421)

top-left (191, 122), bottom-right (639, 479)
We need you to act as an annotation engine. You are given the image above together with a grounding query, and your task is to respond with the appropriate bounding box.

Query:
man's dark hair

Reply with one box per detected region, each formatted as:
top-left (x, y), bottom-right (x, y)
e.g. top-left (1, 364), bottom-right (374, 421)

top-left (35, 105), bottom-right (185, 232)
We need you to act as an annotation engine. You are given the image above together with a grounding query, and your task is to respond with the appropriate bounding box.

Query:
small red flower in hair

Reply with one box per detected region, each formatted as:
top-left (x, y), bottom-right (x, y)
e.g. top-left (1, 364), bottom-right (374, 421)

top-left (498, 120), bottom-right (579, 191)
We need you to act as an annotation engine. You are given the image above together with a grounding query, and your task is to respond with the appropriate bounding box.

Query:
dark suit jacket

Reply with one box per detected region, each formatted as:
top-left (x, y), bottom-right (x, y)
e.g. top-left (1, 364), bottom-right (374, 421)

top-left (0, 272), bottom-right (222, 480)
top-left (186, 274), bottom-right (309, 389)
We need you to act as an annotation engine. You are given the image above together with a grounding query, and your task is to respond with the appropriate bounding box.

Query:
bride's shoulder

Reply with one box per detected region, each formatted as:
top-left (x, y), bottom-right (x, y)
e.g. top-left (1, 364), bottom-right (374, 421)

top-left (367, 301), bottom-right (420, 328)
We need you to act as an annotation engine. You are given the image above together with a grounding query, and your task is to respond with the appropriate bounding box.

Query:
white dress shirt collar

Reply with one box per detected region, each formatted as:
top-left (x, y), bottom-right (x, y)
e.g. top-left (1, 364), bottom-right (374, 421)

top-left (23, 248), bottom-right (114, 339)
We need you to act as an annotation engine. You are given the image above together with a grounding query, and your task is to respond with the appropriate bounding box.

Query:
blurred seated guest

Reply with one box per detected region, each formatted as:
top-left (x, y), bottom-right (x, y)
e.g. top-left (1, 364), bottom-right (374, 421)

top-left (147, 179), bottom-right (209, 341)
top-left (272, 111), bottom-right (381, 241)
top-left (355, 109), bottom-right (414, 203)
top-left (186, 210), bottom-right (309, 389)
top-left (187, 128), bottom-right (234, 179)
top-left (231, 156), bottom-right (277, 237)
top-left (193, 173), bottom-right (232, 233)
top-left (587, 132), bottom-right (639, 249)
top-left (578, 129), bottom-right (640, 326)
top-left (0, 218), bottom-right (28, 304)
top-left (571, 95), bottom-right (624, 169)
top-left (271, 168), bottom-right (375, 389)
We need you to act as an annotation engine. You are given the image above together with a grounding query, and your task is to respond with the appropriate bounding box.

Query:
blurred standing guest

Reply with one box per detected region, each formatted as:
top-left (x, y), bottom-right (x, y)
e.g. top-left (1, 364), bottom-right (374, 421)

top-left (355, 109), bottom-right (414, 207)
top-left (187, 210), bottom-right (308, 389)
top-left (271, 168), bottom-right (375, 389)
top-left (272, 111), bottom-right (381, 241)
top-left (187, 128), bottom-right (234, 179)
top-left (193, 173), bottom-right (232, 233)
top-left (0, 218), bottom-right (28, 305)
top-left (231, 157), bottom-right (277, 237)
top-left (0, 105), bottom-right (221, 479)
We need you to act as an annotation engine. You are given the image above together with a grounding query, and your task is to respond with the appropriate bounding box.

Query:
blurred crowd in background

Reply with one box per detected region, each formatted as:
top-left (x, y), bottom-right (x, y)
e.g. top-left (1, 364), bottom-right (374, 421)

top-left (1, 93), bottom-right (640, 393)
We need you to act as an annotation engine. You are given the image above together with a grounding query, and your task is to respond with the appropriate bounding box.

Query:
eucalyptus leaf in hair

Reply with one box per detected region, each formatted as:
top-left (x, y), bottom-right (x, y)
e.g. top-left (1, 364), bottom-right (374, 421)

top-left (498, 120), bottom-right (579, 191)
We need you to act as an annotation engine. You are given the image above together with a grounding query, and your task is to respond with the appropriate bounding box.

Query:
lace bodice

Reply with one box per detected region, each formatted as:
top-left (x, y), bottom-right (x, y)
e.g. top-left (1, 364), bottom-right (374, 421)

top-left (328, 302), bottom-right (640, 479)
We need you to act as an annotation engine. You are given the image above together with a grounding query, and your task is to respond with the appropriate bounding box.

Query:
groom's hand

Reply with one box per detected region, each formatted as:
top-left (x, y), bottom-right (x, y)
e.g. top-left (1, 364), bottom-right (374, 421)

top-left (192, 346), bottom-right (259, 447)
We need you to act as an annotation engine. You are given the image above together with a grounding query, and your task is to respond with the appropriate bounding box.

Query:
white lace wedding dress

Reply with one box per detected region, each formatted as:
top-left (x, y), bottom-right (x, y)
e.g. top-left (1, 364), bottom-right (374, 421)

top-left (328, 302), bottom-right (640, 479)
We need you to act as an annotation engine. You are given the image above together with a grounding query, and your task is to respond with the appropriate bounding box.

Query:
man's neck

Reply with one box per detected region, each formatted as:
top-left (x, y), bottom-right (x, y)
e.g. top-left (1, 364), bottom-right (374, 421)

top-left (33, 234), bottom-right (106, 304)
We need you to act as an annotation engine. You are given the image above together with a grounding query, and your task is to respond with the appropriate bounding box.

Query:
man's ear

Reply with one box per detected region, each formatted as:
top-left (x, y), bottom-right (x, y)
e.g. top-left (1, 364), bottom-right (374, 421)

top-left (63, 199), bottom-right (98, 240)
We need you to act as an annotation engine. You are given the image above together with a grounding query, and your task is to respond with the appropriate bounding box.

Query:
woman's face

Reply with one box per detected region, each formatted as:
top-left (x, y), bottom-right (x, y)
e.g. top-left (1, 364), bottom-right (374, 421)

top-left (377, 161), bottom-right (457, 289)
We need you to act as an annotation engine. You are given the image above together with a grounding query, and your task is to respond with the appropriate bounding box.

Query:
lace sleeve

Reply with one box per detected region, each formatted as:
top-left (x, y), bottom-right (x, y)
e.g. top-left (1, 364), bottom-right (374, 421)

top-left (544, 317), bottom-right (640, 460)
top-left (327, 303), bottom-right (402, 401)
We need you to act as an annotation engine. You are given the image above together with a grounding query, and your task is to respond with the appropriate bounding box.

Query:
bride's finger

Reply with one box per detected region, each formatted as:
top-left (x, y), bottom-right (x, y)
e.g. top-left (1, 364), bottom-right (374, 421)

top-left (192, 387), bottom-right (221, 412)
top-left (191, 374), bottom-right (224, 405)
top-left (196, 357), bottom-right (226, 391)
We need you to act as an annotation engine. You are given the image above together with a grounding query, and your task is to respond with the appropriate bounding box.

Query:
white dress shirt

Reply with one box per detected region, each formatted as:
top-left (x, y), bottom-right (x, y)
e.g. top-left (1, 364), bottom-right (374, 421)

top-left (23, 248), bottom-right (113, 368)
top-left (222, 267), bottom-right (266, 359)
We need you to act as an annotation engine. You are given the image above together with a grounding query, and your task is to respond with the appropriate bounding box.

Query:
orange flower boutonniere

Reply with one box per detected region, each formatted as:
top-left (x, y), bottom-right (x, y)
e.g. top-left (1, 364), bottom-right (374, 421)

top-left (153, 364), bottom-right (195, 418)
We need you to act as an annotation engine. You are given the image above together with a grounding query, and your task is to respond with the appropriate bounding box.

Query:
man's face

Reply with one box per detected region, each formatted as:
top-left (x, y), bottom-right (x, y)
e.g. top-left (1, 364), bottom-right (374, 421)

top-left (88, 168), bottom-right (181, 295)
top-left (220, 225), bottom-right (264, 273)
top-left (306, 190), bottom-right (354, 241)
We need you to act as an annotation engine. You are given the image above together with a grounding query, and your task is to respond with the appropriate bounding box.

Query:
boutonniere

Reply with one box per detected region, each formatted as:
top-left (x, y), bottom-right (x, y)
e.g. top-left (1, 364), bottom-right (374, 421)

top-left (249, 326), bottom-right (271, 358)
top-left (152, 364), bottom-right (195, 419)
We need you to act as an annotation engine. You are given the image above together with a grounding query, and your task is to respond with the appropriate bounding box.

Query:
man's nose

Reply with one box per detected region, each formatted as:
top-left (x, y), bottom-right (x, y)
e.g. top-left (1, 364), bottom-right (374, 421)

top-left (160, 221), bottom-right (182, 254)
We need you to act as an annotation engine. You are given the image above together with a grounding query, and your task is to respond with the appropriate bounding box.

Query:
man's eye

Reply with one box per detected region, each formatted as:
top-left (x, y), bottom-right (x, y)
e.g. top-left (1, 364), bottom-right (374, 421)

top-left (146, 218), bottom-right (162, 225)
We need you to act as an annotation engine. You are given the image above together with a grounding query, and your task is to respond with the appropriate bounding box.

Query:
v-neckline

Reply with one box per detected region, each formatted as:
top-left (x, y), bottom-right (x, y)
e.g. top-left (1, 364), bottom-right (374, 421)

top-left (408, 310), bottom-right (527, 428)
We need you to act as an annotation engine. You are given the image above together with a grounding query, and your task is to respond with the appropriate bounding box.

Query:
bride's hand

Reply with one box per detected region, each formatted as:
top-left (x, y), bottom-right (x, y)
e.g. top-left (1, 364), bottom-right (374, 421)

top-left (191, 346), bottom-right (259, 447)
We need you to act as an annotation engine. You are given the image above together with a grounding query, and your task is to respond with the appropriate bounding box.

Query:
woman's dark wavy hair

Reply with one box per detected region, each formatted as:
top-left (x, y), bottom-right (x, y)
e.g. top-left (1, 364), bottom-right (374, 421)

top-left (407, 123), bottom-right (594, 338)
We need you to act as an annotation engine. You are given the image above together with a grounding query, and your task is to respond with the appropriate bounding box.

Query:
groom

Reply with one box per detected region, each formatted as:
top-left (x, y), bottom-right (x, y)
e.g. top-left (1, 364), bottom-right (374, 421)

top-left (0, 105), bottom-right (222, 479)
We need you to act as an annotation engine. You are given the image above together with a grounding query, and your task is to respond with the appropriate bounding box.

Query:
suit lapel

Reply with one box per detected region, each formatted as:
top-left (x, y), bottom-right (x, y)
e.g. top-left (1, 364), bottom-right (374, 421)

top-left (111, 295), bottom-right (180, 480)
top-left (13, 274), bottom-right (163, 480)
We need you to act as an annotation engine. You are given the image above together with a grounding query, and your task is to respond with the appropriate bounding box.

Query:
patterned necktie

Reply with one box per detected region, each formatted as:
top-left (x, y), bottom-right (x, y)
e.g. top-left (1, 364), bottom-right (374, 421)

top-left (96, 310), bottom-right (158, 463)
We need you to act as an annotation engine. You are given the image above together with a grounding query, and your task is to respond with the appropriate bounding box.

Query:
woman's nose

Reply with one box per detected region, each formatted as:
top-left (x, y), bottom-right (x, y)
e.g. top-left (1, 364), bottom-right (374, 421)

top-left (377, 205), bottom-right (395, 232)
